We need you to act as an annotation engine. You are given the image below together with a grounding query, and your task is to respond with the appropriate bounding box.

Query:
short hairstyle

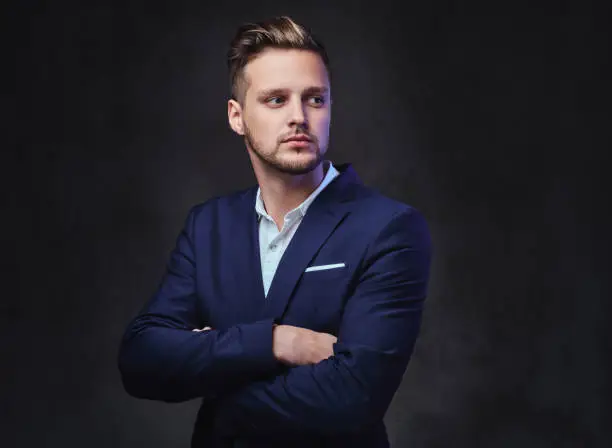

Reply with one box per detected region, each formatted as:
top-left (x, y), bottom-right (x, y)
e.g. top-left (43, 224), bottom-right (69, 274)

top-left (227, 16), bottom-right (330, 104)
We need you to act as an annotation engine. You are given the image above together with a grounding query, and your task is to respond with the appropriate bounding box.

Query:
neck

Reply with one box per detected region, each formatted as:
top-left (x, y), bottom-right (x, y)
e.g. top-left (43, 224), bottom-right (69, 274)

top-left (254, 161), bottom-right (327, 229)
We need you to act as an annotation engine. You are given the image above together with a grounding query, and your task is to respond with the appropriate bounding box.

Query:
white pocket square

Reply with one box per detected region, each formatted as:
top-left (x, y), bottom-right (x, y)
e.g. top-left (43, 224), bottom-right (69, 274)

top-left (304, 263), bottom-right (346, 273)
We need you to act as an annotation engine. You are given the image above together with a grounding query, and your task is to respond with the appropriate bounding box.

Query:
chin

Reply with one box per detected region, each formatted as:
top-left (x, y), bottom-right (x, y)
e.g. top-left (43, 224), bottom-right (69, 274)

top-left (275, 154), bottom-right (322, 175)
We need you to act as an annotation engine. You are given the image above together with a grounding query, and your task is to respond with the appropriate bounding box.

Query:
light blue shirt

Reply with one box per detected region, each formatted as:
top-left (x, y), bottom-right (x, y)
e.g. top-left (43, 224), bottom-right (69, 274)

top-left (255, 161), bottom-right (340, 296)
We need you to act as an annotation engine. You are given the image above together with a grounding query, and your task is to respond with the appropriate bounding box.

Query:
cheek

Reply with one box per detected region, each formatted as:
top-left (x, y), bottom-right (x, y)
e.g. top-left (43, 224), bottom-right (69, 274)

top-left (248, 113), bottom-right (280, 144)
top-left (313, 115), bottom-right (330, 140)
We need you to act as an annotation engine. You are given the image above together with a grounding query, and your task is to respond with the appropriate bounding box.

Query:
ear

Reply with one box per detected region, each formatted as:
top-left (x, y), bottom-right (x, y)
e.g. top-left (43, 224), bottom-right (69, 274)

top-left (228, 99), bottom-right (244, 136)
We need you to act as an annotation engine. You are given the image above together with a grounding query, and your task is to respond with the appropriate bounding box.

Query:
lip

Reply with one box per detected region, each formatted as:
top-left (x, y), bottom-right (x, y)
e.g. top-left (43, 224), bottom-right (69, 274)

top-left (283, 135), bottom-right (312, 142)
top-left (285, 140), bottom-right (311, 148)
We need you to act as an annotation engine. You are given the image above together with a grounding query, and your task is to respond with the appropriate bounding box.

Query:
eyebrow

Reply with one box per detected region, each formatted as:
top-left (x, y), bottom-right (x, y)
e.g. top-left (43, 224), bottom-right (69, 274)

top-left (257, 86), bottom-right (329, 98)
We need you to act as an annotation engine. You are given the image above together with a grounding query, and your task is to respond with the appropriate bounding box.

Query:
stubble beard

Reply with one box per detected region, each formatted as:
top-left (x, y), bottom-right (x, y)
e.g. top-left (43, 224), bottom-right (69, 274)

top-left (243, 121), bottom-right (324, 176)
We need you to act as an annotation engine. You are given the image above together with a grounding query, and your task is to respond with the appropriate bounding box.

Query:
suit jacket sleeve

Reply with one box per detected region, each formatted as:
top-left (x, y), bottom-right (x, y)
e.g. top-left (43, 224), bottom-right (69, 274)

top-left (117, 206), bottom-right (279, 403)
top-left (213, 207), bottom-right (432, 434)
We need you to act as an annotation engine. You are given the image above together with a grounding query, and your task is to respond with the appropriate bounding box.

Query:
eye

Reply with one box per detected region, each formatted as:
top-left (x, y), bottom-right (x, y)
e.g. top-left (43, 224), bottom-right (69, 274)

top-left (266, 97), bottom-right (285, 106)
top-left (308, 96), bottom-right (325, 107)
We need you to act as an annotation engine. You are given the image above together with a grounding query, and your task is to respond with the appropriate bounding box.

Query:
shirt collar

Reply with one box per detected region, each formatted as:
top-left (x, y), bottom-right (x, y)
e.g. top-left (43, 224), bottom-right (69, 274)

top-left (255, 160), bottom-right (340, 222)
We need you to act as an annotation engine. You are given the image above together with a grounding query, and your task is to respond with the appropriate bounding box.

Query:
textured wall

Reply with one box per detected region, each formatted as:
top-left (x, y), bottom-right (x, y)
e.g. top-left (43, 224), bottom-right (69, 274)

top-left (4, 2), bottom-right (609, 447)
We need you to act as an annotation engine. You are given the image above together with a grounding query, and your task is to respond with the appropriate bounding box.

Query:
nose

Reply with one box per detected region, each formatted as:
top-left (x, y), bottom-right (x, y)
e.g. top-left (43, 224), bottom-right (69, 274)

top-left (288, 97), bottom-right (308, 128)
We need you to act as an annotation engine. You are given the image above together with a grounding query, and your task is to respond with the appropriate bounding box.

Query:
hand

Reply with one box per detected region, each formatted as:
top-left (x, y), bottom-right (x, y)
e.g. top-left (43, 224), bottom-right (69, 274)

top-left (272, 325), bottom-right (337, 366)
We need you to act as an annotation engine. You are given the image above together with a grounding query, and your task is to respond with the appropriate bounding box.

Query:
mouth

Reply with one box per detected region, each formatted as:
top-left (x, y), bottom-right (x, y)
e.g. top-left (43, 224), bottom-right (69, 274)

top-left (283, 135), bottom-right (312, 143)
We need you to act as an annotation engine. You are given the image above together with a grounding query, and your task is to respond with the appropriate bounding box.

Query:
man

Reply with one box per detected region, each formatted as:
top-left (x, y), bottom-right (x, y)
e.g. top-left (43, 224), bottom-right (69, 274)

top-left (118, 16), bottom-right (431, 447)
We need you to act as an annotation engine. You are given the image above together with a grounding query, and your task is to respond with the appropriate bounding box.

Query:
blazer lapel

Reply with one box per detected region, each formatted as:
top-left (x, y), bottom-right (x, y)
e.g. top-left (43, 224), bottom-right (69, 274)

top-left (261, 163), bottom-right (361, 321)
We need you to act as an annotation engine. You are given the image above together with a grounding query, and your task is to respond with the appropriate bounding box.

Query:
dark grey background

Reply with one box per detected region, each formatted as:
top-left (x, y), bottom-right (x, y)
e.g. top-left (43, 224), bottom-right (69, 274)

top-left (4, 2), bottom-right (610, 447)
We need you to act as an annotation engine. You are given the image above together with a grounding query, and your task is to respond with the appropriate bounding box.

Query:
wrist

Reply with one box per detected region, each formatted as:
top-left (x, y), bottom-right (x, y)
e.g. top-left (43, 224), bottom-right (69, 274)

top-left (272, 325), bottom-right (289, 363)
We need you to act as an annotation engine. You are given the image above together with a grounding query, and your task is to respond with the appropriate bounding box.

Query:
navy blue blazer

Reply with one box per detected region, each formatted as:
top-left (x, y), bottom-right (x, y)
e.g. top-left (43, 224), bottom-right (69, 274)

top-left (118, 163), bottom-right (432, 447)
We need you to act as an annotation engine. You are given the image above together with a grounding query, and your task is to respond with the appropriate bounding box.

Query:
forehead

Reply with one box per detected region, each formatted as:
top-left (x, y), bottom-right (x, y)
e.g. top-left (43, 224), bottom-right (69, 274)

top-left (243, 48), bottom-right (330, 93)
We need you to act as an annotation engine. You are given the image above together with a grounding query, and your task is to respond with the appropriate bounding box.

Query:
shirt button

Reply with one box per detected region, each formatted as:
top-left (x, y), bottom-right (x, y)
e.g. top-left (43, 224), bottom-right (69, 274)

top-left (270, 244), bottom-right (277, 250)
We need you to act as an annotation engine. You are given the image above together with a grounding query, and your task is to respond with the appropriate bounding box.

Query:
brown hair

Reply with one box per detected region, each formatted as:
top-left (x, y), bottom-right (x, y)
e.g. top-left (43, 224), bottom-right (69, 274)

top-left (227, 16), bottom-right (330, 104)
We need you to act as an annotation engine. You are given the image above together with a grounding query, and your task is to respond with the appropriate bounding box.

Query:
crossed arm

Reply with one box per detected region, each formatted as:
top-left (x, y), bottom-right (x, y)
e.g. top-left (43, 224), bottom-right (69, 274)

top-left (118, 206), bottom-right (431, 435)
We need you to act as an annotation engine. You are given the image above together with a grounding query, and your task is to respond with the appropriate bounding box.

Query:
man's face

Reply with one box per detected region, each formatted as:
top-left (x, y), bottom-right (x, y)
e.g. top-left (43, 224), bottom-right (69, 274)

top-left (229, 48), bottom-right (331, 175)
